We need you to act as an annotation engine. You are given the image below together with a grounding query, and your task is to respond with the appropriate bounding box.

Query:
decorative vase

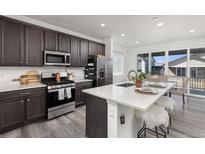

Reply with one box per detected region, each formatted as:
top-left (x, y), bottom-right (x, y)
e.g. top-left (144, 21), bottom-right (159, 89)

top-left (135, 80), bottom-right (142, 88)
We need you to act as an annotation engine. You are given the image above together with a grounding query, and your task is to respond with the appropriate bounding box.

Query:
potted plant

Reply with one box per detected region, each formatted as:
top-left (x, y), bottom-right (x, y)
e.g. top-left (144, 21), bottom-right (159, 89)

top-left (134, 73), bottom-right (147, 88)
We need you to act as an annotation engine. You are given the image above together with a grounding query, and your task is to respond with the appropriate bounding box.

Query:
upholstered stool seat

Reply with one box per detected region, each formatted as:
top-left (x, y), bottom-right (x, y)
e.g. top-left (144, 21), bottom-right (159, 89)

top-left (135, 105), bottom-right (169, 138)
top-left (156, 96), bottom-right (175, 113)
top-left (156, 96), bottom-right (176, 133)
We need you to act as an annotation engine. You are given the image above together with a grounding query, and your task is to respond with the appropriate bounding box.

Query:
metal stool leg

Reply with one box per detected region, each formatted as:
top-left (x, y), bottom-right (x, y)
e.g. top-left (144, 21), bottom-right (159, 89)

top-left (155, 127), bottom-right (158, 138)
top-left (182, 94), bottom-right (185, 104)
top-left (159, 126), bottom-right (167, 138)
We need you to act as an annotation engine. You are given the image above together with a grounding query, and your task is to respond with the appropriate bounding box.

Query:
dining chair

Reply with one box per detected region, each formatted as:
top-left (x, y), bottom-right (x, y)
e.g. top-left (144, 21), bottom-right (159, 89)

top-left (168, 77), bottom-right (190, 104)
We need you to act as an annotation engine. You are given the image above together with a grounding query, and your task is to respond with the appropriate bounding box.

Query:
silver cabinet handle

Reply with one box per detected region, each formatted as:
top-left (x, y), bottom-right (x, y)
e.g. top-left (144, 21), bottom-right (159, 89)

top-left (21, 100), bottom-right (24, 103)
top-left (20, 61), bottom-right (23, 64)
top-left (27, 98), bottom-right (30, 102)
top-left (20, 92), bottom-right (31, 96)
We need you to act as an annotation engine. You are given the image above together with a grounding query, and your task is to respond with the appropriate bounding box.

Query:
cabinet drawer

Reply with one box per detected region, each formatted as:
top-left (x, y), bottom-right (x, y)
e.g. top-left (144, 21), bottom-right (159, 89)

top-left (76, 81), bottom-right (93, 88)
top-left (0, 87), bottom-right (46, 101)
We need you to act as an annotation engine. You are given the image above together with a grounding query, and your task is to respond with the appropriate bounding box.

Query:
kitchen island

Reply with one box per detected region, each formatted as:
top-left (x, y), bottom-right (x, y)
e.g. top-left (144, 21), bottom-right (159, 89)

top-left (83, 82), bottom-right (174, 138)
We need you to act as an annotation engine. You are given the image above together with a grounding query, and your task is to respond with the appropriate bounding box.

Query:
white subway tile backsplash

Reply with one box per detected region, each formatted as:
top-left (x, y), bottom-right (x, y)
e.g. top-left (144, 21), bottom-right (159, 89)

top-left (0, 66), bottom-right (85, 82)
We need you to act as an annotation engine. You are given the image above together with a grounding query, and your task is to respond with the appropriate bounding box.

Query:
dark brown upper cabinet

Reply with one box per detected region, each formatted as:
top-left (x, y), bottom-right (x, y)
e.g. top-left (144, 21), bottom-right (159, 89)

top-left (0, 19), bottom-right (2, 65)
top-left (80, 39), bottom-right (89, 67)
top-left (70, 36), bottom-right (80, 67)
top-left (44, 30), bottom-right (58, 51)
top-left (98, 43), bottom-right (105, 56)
top-left (25, 25), bottom-right (44, 66)
top-left (89, 41), bottom-right (98, 56)
top-left (1, 19), bottom-right (24, 66)
top-left (58, 33), bottom-right (70, 53)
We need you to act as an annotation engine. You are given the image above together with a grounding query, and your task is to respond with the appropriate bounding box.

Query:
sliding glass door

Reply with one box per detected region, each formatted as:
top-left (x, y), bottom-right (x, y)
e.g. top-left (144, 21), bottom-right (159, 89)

top-left (189, 48), bottom-right (205, 96)
top-left (168, 49), bottom-right (187, 89)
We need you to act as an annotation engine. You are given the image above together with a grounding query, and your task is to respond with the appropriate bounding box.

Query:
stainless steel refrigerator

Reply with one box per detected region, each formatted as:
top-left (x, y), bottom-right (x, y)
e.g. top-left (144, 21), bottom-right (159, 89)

top-left (84, 56), bottom-right (113, 87)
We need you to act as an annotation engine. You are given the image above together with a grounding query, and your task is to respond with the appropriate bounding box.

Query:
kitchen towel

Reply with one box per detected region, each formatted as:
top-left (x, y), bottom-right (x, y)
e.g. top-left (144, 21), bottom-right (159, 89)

top-left (65, 87), bottom-right (72, 99)
top-left (58, 88), bottom-right (65, 101)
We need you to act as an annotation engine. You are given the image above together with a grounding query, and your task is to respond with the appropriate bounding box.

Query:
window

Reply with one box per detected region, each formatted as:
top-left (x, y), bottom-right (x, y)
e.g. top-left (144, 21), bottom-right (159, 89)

top-left (191, 68), bottom-right (197, 78)
top-left (176, 68), bottom-right (186, 77)
top-left (113, 52), bottom-right (124, 75)
top-left (151, 52), bottom-right (165, 75)
top-left (168, 49), bottom-right (187, 77)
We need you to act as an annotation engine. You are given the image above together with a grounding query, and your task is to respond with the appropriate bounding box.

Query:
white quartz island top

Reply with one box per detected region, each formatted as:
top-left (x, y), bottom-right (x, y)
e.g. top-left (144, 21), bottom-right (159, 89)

top-left (0, 81), bottom-right (46, 93)
top-left (83, 82), bottom-right (174, 111)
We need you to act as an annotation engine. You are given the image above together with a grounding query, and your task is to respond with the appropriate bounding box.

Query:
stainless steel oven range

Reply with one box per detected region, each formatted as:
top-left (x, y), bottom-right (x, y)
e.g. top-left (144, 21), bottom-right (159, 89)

top-left (41, 72), bottom-right (75, 120)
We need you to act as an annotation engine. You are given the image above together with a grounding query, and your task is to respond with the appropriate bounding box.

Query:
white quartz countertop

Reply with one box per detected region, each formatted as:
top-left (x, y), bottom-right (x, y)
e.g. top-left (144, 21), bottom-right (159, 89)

top-left (0, 81), bottom-right (47, 93)
top-left (83, 82), bottom-right (174, 111)
top-left (73, 79), bottom-right (93, 83)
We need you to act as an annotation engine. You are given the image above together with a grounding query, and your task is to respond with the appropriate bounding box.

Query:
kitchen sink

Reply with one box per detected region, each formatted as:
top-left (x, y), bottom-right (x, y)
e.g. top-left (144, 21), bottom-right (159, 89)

top-left (116, 82), bottom-right (135, 88)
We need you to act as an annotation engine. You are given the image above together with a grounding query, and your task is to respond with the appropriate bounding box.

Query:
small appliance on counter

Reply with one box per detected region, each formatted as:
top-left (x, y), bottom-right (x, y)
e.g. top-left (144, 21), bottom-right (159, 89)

top-left (13, 70), bottom-right (40, 85)
top-left (84, 55), bottom-right (113, 87)
top-left (41, 72), bottom-right (76, 120)
top-left (65, 68), bottom-right (75, 80)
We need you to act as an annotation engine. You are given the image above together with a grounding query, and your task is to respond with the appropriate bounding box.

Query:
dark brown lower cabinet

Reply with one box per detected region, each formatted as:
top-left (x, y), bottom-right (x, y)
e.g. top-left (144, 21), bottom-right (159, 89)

top-left (0, 87), bottom-right (46, 133)
top-left (75, 81), bottom-right (93, 106)
top-left (85, 94), bottom-right (107, 138)
top-left (26, 91), bottom-right (46, 122)
top-left (1, 98), bottom-right (25, 131)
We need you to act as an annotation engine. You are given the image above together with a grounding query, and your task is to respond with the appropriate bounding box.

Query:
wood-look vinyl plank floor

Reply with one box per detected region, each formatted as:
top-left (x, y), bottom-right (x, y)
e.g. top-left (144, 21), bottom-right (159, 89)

top-left (1, 95), bottom-right (205, 138)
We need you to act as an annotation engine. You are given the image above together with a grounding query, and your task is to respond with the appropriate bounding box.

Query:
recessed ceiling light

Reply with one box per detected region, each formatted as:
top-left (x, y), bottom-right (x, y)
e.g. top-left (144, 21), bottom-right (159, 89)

top-left (157, 22), bottom-right (164, 27)
top-left (153, 17), bottom-right (159, 22)
top-left (135, 41), bottom-right (139, 44)
top-left (121, 33), bottom-right (125, 37)
top-left (100, 23), bottom-right (106, 27)
top-left (189, 29), bottom-right (195, 33)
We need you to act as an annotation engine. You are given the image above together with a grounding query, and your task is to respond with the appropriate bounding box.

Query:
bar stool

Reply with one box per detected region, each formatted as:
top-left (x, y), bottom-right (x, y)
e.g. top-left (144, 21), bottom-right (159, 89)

top-left (135, 105), bottom-right (169, 138)
top-left (155, 96), bottom-right (175, 133)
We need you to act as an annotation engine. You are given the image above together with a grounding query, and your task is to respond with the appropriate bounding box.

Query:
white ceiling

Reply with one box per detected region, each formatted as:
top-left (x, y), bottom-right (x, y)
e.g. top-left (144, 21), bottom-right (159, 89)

top-left (25, 15), bottom-right (205, 48)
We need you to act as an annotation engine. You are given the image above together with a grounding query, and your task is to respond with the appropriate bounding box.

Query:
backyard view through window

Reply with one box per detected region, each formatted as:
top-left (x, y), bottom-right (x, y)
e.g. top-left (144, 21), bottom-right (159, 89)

top-left (137, 48), bottom-right (205, 96)
top-left (189, 48), bottom-right (205, 95)
top-left (151, 52), bottom-right (165, 75)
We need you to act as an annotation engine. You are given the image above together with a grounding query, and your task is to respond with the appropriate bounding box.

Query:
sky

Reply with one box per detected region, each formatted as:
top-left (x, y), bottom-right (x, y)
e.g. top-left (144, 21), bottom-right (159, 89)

top-left (153, 54), bottom-right (187, 64)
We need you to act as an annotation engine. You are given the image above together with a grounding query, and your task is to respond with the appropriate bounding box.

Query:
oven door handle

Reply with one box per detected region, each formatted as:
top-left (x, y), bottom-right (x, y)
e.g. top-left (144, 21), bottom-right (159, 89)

top-left (48, 87), bottom-right (75, 93)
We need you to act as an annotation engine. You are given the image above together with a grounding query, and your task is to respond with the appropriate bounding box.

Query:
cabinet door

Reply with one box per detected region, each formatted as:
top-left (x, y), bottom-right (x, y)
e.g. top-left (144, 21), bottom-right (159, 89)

top-left (80, 39), bottom-right (89, 67)
top-left (85, 94), bottom-right (107, 138)
top-left (70, 36), bottom-right (80, 67)
top-left (98, 43), bottom-right (105, 56)
top-left (75, 87), bottom-right (84, 106)
top-left (44, 30), bottom-right (58, 51)
top-left (89, 41), bottom-right (98, 56)
top-left (59, 33), bottom-right (70, 52)
top-left (26, 90), bottom-right (46, 122)
top-left (0, 19), bottom-right (2, 65)
top-left (2, 19), bottom-right (24, 66)
top-left (25, 26), bottom-right (44, 66)
top-left (1, 98), bottom-right (25, 131)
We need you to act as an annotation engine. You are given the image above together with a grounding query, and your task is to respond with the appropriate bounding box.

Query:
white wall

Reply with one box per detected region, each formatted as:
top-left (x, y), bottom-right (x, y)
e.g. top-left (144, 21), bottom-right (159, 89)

top-left (102, 37), bottom-right (114, 59)
top-left (113, 45), bottom-right (128, 83)
top-left (127, 37), bottom-right (205, 73)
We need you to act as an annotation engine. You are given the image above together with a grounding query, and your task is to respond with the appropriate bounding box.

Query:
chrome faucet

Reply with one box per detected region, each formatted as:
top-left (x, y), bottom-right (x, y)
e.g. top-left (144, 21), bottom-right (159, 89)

top-left (127, 70), bottom-right (137, 81)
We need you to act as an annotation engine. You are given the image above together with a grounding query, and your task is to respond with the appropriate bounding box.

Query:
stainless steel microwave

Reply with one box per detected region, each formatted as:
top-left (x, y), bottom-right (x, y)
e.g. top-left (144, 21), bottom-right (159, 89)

top-left (44, 50), bottom-right (70, 66)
